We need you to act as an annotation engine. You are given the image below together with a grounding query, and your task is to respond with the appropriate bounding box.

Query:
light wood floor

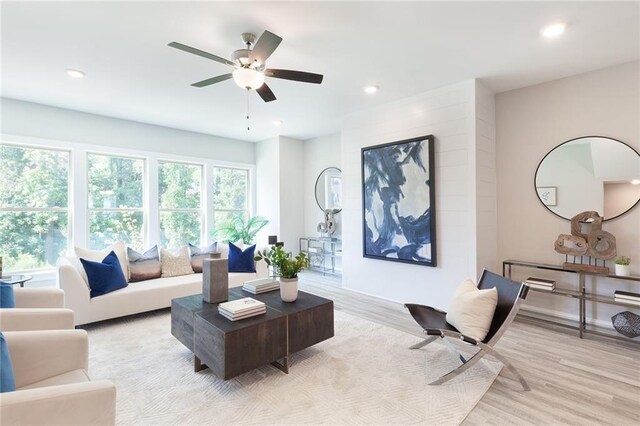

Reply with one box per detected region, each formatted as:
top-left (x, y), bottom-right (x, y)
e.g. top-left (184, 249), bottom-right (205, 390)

top-left (298, 271), bottom-right (640, 425)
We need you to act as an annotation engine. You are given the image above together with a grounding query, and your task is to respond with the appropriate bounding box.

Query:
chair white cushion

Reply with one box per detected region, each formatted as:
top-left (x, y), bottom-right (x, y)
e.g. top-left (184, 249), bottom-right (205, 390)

top-left (446, 278), bottom-right (498, 341)
top-left (19, 369), bottom-right (90, 391)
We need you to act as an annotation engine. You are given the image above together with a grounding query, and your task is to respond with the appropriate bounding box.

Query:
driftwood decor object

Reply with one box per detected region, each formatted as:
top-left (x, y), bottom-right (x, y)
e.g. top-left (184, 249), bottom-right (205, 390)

top-left (555, 211), bottom-right (616, 274)
top-left (554, 234), bottom-right (588, 256)
top-left (570, 211), bottom-right (602, 240)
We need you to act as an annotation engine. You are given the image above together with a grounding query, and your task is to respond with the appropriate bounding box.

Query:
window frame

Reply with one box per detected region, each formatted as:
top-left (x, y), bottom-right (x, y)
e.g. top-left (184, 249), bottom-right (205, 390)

top-left (0, 142), bottom-right (72, 273)
top-left (211, 165), bottom-right (251, 229)
top-left (86, 151), bottom-right (147, 250)
top-left (157, 159), bottom-right (205, 246)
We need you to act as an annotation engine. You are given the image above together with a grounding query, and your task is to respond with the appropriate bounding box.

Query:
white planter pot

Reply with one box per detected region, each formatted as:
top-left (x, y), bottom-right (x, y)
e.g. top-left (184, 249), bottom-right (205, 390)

top-left (615, 264), bottom-right (630, 276)
top-left (279, 278), bottom-right (299, 302)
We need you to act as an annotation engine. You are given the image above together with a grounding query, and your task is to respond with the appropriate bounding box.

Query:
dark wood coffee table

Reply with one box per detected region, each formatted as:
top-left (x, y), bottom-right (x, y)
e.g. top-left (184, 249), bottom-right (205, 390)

top-left (171, 289), bottom-right (334, 380)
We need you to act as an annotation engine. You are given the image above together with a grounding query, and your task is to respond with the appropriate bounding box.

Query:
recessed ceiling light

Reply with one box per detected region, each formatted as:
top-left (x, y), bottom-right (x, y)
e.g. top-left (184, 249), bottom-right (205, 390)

top-left (66, 68), bottom-right (85, 79)
top-left (364, 85), bottom-right (378, 94)
top-left (631, 179), bottom-right (640, 185)
top-left (541, 23), bottom-right (566, 39)
top-left (272, 120), bottom-right (283, 126)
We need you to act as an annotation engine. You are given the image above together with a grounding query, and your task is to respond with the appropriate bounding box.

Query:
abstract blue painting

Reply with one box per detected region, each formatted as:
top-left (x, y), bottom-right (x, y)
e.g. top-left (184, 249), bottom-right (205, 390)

top-left (361, 135), bottom-right (436, 266)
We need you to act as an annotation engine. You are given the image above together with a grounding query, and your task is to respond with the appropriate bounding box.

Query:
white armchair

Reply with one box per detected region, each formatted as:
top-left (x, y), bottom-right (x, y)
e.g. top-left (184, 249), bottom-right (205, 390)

top-left (0, 330), bottom-right (116, 425)
top-left (0, 288), bottom-right (74, 332)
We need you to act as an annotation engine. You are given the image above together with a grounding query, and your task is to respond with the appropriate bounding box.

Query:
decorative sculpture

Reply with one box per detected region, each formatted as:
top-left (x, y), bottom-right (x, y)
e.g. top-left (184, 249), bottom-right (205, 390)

top-left (317, 209), bottom-right (337, 237)
top-left (554, 211), bottom-right (616, 274)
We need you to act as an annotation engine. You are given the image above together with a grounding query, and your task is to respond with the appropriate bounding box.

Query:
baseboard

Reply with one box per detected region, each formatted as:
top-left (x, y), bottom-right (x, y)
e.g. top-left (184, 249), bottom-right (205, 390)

top-left (519, 305), bottom-right (615, 331)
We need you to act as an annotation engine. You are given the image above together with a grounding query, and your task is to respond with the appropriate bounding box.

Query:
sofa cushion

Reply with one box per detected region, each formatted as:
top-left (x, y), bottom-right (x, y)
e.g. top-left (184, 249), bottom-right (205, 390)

top-left (0, 284), bottom-right (16, 308)
top-left (228, 243), bottom-right (256, 273)
top-left (75, 241), bottom-right (129, 284)
top-left (80, 251), bottom-right (128, 298)
top-left (128, 245), bottom-right (161, 282)
top-left (445, 278), bottom-right (498, 341)
top-left (19, 369), bottom-right (90, 391)
top-left (0, 332), bottom-right (16, 392)
top-left (189, 242), bottom-right (218, 273)
top-left (161, 247), bottom-right (194, 278)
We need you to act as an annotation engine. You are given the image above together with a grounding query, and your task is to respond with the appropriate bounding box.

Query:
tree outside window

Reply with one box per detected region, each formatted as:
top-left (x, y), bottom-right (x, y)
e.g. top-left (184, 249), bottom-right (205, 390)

top-left (0, 144), bottom-right (70, 271)
top-left (87, 154), bottom-right (145, 250)
top-left (159, 161), bottom-right (203, 248)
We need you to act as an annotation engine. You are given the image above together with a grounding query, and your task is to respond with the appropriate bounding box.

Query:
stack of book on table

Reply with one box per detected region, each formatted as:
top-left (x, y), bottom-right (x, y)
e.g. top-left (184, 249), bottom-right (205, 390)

top-left (218, 297), bottom-right (266, 321)
top-left (524, 277), bottom-right (556, 291)
top-left (614, 290), bottom-right (640, 306)
top-left (242, 278), bottom-right (279, 294)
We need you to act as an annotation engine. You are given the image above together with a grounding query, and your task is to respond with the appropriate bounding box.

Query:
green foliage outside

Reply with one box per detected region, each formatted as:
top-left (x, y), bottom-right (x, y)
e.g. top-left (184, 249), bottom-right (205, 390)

top-left (159, 162), bottom-right (202, 248)
top-left (0, 145), bottom-right (69, 270)
top-left (254, 245), bottom-right (309, 279)
top-left (1, 146), bottom-right (252, 272)
top-left (88, 154), bottom-right (144, 250)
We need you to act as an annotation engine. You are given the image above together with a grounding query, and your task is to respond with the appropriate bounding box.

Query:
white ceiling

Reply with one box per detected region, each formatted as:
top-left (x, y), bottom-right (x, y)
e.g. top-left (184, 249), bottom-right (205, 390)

top-left (2, 1), bottom-right (638, 142)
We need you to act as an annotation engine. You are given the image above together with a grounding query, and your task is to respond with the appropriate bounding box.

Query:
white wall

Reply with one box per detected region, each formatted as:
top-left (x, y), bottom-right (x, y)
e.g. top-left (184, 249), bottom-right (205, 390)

top-left (302, 133), bottom-right (342, 238)
top-left (1, 98), bottom-right (255, 163)
top-left (341, 79), bottom-right (496, 309)
top-left (254, 136), bottom-right (304, 252)
top-left (496, 60), bottom-right (640, 325)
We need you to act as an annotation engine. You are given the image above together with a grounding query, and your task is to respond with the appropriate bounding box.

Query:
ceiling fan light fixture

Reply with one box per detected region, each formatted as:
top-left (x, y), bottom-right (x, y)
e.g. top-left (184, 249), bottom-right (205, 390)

top-left (232, 68), bottom-right (265, 90)
top-left (364, 85), bottom-right (378, 94)
top-left (66, 68), bottom-right (85, 79)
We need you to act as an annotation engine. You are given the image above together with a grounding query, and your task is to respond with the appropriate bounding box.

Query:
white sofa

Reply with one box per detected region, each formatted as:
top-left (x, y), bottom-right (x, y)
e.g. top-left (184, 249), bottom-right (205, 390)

top-left (57, 247), bottom-right (268, 325)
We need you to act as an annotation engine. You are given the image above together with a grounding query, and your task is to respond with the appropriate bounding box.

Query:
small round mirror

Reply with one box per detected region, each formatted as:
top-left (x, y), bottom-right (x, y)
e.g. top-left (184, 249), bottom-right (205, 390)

top-left (535, 136), bottom-right (640, 221)
top-left (315, 167), bottom-right (342, 213)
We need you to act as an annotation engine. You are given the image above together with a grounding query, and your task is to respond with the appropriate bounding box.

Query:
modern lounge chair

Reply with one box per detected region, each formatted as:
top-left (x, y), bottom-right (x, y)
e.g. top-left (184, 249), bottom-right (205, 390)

top-left (405, 269), bottom-right (530, 390)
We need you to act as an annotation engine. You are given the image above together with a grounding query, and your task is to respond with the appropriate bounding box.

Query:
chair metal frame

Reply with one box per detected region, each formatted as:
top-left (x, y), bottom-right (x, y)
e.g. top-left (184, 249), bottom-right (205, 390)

top-left (406, 269), bottom-right (530, 391)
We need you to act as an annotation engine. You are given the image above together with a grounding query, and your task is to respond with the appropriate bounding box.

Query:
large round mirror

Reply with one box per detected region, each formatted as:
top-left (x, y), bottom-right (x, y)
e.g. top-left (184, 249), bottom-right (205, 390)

top-left (315, 167), bottom-right (342, 213)
top-left (535, 136), bottom-right (640, 221)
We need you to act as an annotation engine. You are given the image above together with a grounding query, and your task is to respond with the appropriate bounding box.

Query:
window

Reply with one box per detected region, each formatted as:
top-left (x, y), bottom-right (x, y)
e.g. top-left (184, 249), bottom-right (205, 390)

top-left (158, 161), bottom-right (203, 247)
top-left (87, 154), bottom-right (145, 250)
top-left (212, 166), bottom-right (249, 228)
top-left (0, 144), bottom-right (70, 271)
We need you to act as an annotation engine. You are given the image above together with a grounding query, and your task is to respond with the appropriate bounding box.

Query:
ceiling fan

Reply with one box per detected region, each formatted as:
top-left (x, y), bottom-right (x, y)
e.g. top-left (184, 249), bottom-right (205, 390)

top-left (169, 30), bottom-right (323, 103)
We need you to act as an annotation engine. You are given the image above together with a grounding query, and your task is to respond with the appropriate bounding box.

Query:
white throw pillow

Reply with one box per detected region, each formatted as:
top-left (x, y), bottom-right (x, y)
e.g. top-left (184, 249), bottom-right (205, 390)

top-left (75, 241), bottom-right (129, 285)
top-left (445, 278), bottom-right (498, 341)
top-left (160, 247), bottom-right (195, 278)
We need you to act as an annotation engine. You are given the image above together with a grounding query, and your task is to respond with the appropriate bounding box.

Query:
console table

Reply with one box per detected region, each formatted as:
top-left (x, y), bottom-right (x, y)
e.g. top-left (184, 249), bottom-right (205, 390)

top-left (299, 237), bottom-right (342, 276)
top-left (503, 259), bottom-right (640, 345)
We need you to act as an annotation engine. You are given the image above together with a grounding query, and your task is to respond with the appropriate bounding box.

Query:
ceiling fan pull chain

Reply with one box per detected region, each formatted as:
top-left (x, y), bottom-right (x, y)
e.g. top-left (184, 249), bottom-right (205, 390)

top-left (246, 88), bottom-right (250, 131)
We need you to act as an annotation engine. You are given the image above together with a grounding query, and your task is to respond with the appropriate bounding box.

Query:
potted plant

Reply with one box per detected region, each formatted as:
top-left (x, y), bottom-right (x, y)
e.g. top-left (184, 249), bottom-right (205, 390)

top-left (614, 256), bottom-right (631, 276)
top-left (255, 245), bottom-right (309, 302)
top-left (211, 215), bottom-right (269, 245)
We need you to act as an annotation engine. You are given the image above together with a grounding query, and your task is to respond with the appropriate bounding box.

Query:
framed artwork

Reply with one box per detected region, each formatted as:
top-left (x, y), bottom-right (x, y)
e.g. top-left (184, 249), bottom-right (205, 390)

top-left (361, 134), bottom-right (436, 267)
top-left (536, 187), bottom-right (557, 206)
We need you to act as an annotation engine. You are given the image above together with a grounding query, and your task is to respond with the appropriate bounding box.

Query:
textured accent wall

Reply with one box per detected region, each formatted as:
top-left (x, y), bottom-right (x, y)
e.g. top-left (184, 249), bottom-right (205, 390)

top-left (340, 80), bottom-right (497, 309)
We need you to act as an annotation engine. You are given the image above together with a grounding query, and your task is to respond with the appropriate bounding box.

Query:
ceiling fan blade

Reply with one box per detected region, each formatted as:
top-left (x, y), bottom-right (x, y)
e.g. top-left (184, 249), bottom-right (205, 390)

top-left (249, 31), bottom-right (282, 65)
top-left (191, 73), bottom-right (233, 87)
top-left (256, 83), bottom-right (277, 103)
top-left (168, 41), bottom-right (236, 67)
top-left (265, 68), bottom-right (323, 84)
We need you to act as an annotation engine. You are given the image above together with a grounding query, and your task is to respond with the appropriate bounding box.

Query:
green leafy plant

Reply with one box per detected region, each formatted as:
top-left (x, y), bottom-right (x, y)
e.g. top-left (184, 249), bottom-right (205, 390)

top-left (254, 245), bottom-right (309, 279)
top-left (211, 215), bottom-right (269, 244)
top-left (615, 256), bottom-right (631, 266)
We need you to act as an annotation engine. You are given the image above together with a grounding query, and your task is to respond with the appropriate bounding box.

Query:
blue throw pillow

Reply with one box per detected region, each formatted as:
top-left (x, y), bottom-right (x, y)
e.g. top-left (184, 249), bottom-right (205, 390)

top-left (228, 243), bottom-right (256, 273)
top-left (80, 251), bottom-right (128, 298)
top-left (0, 332), bottom-right (16, 393)
top-left (0, 284), bottom-right (16, 308)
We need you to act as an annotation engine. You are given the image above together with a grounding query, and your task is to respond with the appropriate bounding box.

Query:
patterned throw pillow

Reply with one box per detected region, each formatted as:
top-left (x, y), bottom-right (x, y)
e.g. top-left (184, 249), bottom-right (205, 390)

top-left (127, 246), bottom-right (162, 282)
top-left (161, 247), bottom-right (195, 278)
top-left (188, 242), bottom-right (218, 273)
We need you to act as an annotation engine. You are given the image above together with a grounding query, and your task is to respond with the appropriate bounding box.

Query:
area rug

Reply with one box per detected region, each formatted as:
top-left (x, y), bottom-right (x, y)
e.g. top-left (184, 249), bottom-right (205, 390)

top-left (86, 309), bottom-right (501, 425)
